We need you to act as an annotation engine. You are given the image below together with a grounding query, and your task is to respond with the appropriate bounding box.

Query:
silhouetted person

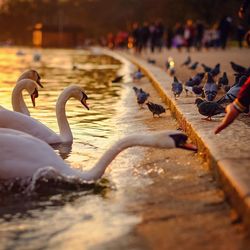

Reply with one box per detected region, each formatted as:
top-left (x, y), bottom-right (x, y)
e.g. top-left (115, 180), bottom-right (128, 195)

top-left (236, 24), bottom-right (246, 48)
top-left (166, 26), bottom-right (173, 49)
top-left (195, 20), bottom-right (205, 50)
top-left (218, 16), bottom-right (232, 49)
top-left (141, 22), bottom-right (150, 52)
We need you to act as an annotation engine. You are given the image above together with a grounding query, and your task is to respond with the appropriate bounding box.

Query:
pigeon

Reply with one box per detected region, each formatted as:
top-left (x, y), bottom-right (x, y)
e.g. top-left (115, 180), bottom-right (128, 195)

top-left (217, 75), bottom-right (247, 105)
top-left (112, 75), bottom-right (124, 83)
top-left (210, 63), bottom-right (220, 77)
top-left (147, 59), bottom-right (156, 64)
top-left (132, 68), bottom-right (145, 80)
top-left (204, 73), bottom-right (218, 101)
top-left (185, 85), bottom-right (204, 97)
top-left (230, 61), bottom-right (247, 74)
top-left (133, 87), bottom-right (150, 106)
top-left (166, 57), bottom-right (175, 76)
top-left (181, 56), bottom-right (191, 66)
top-left (195, 98), bottom-right (225, 120)
top-left (189, 62), bottom-right (199, 70)
top-left (201, 63), bottom-right (212, 73)
top-left (146, 102), bottom-right (166, 117)
top-left (172, 76), bottom-right (183, 98)
top-left (185, 72), bottom-right (205, 87)
top-left (218, 72), bottom-right (229, 89)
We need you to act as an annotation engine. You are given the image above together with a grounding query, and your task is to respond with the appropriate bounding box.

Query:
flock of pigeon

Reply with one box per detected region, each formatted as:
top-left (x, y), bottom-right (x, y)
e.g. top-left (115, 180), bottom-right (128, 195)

top-left (113, 55), bottom-right (249, 121)
top-left (171, 56), bottom-right (250, 120)
top-left (112, 67), bottom-right (167, 117)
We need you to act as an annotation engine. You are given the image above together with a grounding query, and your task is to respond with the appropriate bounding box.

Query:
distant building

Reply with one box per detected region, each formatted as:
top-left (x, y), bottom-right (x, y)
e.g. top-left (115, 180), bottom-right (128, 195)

top-left (32, 23), bottom-right (85, 48)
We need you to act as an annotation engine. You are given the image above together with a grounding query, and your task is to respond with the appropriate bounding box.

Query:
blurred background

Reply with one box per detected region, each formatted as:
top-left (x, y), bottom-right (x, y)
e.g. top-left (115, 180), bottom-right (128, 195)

top-left (0, 0), bottom-right (247, 48)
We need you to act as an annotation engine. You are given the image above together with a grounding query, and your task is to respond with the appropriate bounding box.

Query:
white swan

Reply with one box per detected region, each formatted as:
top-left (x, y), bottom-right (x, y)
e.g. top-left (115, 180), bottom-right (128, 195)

top-left (15, 69), bottom-right (43, 116)
top-left (0, 128), bottom-right (197, 180)
top-left (0, 85), bottom-right (89, 144)
top-left (11, 78), bottom-right (40, 115)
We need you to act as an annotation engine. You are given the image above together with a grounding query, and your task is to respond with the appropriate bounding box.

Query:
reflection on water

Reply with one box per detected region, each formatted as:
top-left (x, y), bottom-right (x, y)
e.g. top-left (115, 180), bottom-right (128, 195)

top-left (0, 47), bottom-right (147, 250)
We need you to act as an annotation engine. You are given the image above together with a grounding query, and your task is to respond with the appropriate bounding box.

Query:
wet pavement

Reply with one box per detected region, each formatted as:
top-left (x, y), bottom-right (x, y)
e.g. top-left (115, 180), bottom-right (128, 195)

top-left (94, 68), bottom-right (250, 250)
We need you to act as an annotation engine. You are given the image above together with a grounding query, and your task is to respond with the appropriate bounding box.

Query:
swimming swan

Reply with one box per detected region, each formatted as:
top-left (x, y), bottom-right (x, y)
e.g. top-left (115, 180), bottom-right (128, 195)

top-left (15, 69), bottom-right (43, 116)
top-left (0, 85), bottom-right (89, 144)
top-left (0, 128), bottom-right (197, 180)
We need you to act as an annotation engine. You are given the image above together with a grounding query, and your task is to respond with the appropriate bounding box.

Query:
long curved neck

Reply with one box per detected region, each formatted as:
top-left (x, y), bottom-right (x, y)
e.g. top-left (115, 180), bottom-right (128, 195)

top-left (56, 90), bottom-right (73, 142)
top-left (80, 134), bottom-right (170, 181)
top-left (12, 82), bottom-right (30, 116)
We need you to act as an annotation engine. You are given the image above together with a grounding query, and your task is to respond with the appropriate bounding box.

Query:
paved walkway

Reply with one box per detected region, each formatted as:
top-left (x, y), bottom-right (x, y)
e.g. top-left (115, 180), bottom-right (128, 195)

top-left (116, 47), bottom-right (250, 228)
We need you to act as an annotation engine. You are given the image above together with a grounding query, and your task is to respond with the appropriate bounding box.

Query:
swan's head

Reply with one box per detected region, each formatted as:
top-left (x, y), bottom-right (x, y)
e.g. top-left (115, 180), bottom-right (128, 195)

top-left (18, 79), bottom-right (39, 107)
top-left (147, 131), bottom-right (197, 151)
top-left (67, 85), bottom-right (89, 110)
top-left (168, 131), bottom-right (197, 151)
top-left (17, 69), bottom-right (43, 88)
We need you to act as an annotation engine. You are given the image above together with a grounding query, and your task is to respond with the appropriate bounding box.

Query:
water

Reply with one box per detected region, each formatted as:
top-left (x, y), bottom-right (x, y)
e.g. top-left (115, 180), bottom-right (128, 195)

top-left (0, 47), bottom-right (150, 249)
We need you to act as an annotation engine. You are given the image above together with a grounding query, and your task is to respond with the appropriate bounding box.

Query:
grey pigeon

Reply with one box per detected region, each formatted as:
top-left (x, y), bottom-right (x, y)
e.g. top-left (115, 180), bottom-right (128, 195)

top-left (185, 72), bottom-right (205, 87)
top-left (230, 61), bottom-right (247, 74)
top-left (172, 76), bottom-right (183, 98)
top-left (210, 63), bottom-right (220, 77)
top-left (181, 56), bottom-right (191, 66)
top-left (195, 98), bottom-right (225, 120)
top-left (201, 63), bottom-right (212, 73)
top-left (218, 72), bottom-right (229, 89)
top-left (217, 75), bottom-right (247, 105)
top-left (204, 73), bottom-right (218, 101)
top-left (185, 85), bottom-right (204, 97)
top-left (146, 102), bottom-right (166, 117)
top-left (147, 59), bottom-right (156, 64)
top-left (189, 62), bottom-right (199, 70)
top-left (133, 69), bottom-right (144, 80)
top-left (133, 87), bottom-right (150, 106)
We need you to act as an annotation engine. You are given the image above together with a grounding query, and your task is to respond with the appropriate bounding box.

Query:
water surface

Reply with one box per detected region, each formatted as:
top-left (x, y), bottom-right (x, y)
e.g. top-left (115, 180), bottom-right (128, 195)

top-left (0, 47), bottom-right (150, 250)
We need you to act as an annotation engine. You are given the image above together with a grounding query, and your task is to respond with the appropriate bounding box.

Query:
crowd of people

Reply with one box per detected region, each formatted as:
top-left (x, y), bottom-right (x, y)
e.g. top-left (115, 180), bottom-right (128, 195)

top-left (104, 16), bottom-right (249, 52)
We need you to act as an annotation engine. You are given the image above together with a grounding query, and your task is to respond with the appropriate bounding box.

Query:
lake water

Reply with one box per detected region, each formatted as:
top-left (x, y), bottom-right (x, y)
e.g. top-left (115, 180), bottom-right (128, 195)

top-left (0, 47), bottom-right (150, 250)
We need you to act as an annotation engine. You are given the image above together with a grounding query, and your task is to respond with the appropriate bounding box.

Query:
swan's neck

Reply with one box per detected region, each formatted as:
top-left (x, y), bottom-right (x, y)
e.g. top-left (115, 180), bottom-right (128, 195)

top-left (12, 83), bottom-right (30, 116)
top-left (80, 134), bottom-right (171, 181)
top-left (56, 91), bottom-right (73, 142)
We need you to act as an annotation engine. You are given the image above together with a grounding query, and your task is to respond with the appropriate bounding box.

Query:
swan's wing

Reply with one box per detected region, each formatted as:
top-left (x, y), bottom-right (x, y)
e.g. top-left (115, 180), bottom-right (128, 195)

top-left (0, 130), bottom-right (68, 179)
top-left (0, 109), bottom-right (60, 144)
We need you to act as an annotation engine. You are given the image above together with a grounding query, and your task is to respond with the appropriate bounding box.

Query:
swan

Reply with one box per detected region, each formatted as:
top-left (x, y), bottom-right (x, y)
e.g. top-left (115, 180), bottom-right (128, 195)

top-left (0, 85), bottom-right (89, 144)
top-left (15, 69), bottom-right (43, 116)
top-left (0, 128), bottom-right (197, 181)
top-left (11, 78), bottom-right (40, 115)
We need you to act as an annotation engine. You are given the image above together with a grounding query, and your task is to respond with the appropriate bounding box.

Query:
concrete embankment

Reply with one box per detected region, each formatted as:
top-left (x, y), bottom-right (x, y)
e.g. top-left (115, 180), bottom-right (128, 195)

top-left (106, 48), bottom-right (250, 228)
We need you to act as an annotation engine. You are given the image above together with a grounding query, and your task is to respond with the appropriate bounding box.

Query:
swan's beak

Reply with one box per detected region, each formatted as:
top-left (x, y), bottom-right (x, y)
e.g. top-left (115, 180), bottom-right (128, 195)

top-left (178, 143), bottom-right (197, 151)
top-left (81, 99), bottom-right (89, 110)
top-left (31, 88), bottom-right (38, 107)
top-left (170, 133), bottom-right (197, 152)
top-left (81, 92), bottom-right (89, 110)
top-left (36, 78), bottom-right (44, 88)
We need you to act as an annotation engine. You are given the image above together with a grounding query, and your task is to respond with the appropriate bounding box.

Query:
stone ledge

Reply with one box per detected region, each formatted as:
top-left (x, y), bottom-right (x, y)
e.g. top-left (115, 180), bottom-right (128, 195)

top-left (110, 50), bottom-right (250, 229)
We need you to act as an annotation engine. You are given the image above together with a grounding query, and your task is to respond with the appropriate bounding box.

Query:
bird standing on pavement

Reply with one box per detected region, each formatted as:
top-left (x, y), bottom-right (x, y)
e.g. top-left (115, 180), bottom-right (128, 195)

top-left (132, 68), bottom-right (144, 81)
top-left (172, 76), bottom-right (183, 99)
top-left (217, 75), bottom-right (247, 105)
top-left (201, 63), bottom-right (212, 73)
top-left (133, 87), bottom-right (150, 106)
top-left (189, 62), bottom-right (199, 70)
top-left (195, 98), bottom-right (225, 120)
top-left (210, 63), bottom-right (220, 77)
top-left (230, 61), bottom-right (247, 74)
top-left (181, 56), bottom-right (191, 66)
top-left (146, 102), bottom-right (166, 117)
top-left (204, 73), bottom-right (218, 101)
top-left (185, 72), bottom-right (205, 95)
